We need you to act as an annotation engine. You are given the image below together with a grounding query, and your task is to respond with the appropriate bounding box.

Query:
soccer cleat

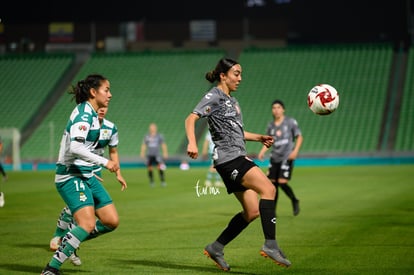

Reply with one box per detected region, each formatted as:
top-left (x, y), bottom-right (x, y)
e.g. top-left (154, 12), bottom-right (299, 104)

top-left (41, 264), bottom-right (61, 275)
top-left (260, 245), bottom-right (291, 268)
top-left (49, 237), bottom-right (62, 251)
top-left (293, 200), bottom-right (300, 216)
top-left (0, 192), bottom-right (4, 207)
top-left (69, 250), bottom-right (82, 266)
top-left (203, 244), bottom-right (230, 271)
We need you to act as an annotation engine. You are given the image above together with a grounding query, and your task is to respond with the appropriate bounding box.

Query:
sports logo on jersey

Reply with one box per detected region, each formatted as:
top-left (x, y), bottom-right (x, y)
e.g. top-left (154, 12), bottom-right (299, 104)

top-left (204, 106), bottom-right (211, 115)
top-left (78, 125), bottom-right (87, 131)
top-left (231, 169), bottom-right (239, 181)
top-left (79, 192), bottom-right (87, 202)
top-left (81, 114), bottom-right (89, 121)
top-left (205, 92), bottom-right (213, 99)
top-left (101, 129), bottom-right (111, 139)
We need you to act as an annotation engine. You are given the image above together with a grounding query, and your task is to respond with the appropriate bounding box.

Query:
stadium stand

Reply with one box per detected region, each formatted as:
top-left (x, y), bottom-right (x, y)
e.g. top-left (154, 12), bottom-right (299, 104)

top-left (11, 43), bottom-right (413, 164)
top-left (395, 46), bottom-right (414, 152)
top-left (20, 50), bottom-right (225, 161)
top-left (0, 54), bottom-right (74, 130)
top-left (236, 44), bottom-right (393, 156)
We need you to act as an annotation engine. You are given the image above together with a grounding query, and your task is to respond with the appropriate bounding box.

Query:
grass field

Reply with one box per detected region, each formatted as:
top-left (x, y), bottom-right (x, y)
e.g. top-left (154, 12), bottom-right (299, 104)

top-left (0, 164), bottom-right (413, 274)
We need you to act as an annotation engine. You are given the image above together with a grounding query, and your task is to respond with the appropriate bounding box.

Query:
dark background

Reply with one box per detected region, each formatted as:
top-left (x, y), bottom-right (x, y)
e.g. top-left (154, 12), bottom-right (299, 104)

top-left (1, 0), bottom-right (412, 50)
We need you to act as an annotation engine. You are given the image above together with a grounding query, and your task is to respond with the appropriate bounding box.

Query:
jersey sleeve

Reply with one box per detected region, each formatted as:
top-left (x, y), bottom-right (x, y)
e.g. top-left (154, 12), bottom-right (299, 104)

top-left (192, 90), bottom-right (219, 118)
top-left (108, 131), bottom-right (119, 148)
top-left (266, 122), bottom-right (272, 135)
top-left (70, 113), bottom-right (91, 144)
top-left (108, 123), bottom-right (119, 147)
top-left (290, 118), bottom-right (302, 138)
top-left (70, 141), bottom-right (108, 166)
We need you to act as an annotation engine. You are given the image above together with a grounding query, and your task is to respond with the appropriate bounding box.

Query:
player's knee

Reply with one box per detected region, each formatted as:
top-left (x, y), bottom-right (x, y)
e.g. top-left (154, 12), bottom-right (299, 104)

top-left (103, 216), bottom-right (120, 229)
top-left (244, 209), bottom-right (260, 222)
top-left (262, 183), bottom-right (276, 199)
top-left (78, 220), bottom-right (97, 233)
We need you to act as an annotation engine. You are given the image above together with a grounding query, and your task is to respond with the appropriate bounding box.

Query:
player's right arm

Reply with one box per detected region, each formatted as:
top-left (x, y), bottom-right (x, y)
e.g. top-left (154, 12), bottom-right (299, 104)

top-left (185, 113), bottom-right (200, 159)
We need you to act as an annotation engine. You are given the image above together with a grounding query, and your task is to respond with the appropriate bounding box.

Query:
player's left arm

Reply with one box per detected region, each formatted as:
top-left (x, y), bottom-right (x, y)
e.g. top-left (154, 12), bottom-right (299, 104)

top-left (288, 118), bottom-right (303, 160)
top-left (162, 142), bottom-right (168, 159)
top-left (289, 134), bottom-right (303, 160)
top-left (108, 146), bottom-right (127, 191)
top-left (244, 131), bottom-right (274, 148)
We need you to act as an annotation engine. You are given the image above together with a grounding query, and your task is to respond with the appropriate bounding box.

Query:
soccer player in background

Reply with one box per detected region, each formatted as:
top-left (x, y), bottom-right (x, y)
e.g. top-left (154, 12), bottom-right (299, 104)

top-left (49, 106), bottom-right (127, 265)
top-left (258, 99), bottom-right (303, 216)
top-left (140, 123), bottom-right (168, 187)
top-left (41, 74), bottom-right (124, 275)
top-left (185, 58), bottom-right (291, 271)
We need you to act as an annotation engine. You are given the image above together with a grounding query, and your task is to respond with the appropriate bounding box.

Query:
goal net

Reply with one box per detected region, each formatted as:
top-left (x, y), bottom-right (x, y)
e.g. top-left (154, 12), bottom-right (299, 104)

top-left (0, 128), bottom-right (21, 171)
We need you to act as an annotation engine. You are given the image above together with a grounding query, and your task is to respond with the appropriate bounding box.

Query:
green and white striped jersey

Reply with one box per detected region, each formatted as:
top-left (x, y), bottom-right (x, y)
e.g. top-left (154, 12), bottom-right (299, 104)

top-left (55, 102), bottom-right (108, 182)
top-left (92, 118), bottom-right (119, 173)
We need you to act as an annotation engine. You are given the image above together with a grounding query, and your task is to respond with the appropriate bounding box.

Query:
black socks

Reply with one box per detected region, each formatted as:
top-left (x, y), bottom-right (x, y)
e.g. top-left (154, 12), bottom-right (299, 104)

top-left (259, 199), bottom-right (276, 240)
top-left (217, 212), bottom-right (249, 246)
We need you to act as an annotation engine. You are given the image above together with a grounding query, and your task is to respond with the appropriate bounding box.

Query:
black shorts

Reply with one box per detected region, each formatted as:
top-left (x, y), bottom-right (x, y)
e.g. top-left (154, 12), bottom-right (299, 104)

top-left (215, 156), bottom-right (257, 194)
top-left (146, 155), bottom-right (163, 166)
top-left (267, 159), bottom-right (294, 181)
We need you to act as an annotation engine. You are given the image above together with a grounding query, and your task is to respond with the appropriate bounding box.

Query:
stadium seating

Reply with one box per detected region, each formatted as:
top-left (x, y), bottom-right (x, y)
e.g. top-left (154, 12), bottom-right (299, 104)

top-left (20, 50), bottom-right (225, 161)
top-left (13, 43), bottom-right (413, 162)
top-left (0, 54), bottom-right (74, 130)
top-left (395, 46), bottom-right (414, 152)
top-left (236, 44), bottom-right (393, 155)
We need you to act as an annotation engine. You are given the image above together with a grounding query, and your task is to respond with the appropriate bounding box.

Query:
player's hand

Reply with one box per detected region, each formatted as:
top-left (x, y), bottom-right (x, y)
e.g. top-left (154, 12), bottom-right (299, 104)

top-left (260, 135), bottom-right (274, 148)
top-left (187, 143), bottom-right (198, 159)
top-left (288, 150), bottom-right (298, 160)
top-left (105, 160), bottom-right (119, 172)
top-left (117, 175), bottom-right (127, 191)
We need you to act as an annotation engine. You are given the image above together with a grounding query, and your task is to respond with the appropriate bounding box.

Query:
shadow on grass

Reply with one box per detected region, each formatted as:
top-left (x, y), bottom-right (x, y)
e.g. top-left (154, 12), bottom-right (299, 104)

top-left (15, 242), bottom-right (51, 251)
top-left (113, 259), bottom-right (256, 274)
top-left (0, 264), bottom-right (91, 274)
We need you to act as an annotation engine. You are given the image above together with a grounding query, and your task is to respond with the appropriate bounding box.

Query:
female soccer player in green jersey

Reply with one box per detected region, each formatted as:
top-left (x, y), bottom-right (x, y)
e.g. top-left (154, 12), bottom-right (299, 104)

top-left (41, 74), bottom-right (123, 275)
top-left (48, 106), bottom-right (127, 266)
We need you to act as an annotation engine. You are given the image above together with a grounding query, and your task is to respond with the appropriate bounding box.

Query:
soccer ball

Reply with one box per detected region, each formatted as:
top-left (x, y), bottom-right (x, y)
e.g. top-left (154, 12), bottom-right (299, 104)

top-left (307, 84), bottom-right (339, 115)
